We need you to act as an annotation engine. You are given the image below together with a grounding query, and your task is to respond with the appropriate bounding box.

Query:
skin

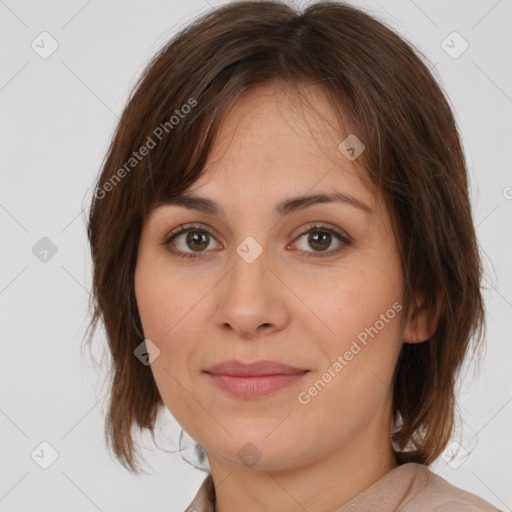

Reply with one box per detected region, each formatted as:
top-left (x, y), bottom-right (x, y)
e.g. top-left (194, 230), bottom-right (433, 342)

top-left (134, 82), bottom-right (435, 512)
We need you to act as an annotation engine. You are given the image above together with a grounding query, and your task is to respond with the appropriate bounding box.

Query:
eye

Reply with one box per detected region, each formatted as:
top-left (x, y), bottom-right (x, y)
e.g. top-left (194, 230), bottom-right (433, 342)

top-left (290, 223), bottom-right (350, 258)
top-left (161, 222), bottom-right (350, 259)
top-left (161, 223), bottom-right (221, 259)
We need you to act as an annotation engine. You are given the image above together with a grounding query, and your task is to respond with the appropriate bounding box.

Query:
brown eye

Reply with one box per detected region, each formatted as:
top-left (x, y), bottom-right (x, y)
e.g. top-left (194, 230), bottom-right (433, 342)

top-left (163, 223), bottom-right (221, 259)
top-left (307, 231), bottom-right (332, 251)
top-left (162, 222), bottom-right (350, 260)
top-left (184, 231), bottom-right (210, 251)
top-left (292, 224), bottom-right (350, 258)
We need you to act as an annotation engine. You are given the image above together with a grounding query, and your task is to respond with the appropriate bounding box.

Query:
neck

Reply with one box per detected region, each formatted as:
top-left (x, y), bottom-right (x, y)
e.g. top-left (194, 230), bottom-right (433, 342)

top-left (207, 417), bottom-right (398, 512)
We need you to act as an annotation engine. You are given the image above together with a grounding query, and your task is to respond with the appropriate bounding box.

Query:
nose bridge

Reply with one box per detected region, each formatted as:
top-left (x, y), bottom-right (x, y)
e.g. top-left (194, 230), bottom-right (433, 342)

top-left (213, 224), bottom-right (292, 337)
top-left (230, 233), bottom-right (271, 293)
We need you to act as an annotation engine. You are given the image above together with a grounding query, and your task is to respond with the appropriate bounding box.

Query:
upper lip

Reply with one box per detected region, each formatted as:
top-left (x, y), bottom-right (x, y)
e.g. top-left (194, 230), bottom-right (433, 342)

top-left (204, 359), bottom-right (309, 377)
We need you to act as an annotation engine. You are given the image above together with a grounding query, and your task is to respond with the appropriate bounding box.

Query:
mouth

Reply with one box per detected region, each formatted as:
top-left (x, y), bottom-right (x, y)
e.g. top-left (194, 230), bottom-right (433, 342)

top-left (204, 359), bottom-right (309, 377)
top-left (205, 372), bottom-right (309, 398)
top-left (204, 359), bottom-right (310, 398)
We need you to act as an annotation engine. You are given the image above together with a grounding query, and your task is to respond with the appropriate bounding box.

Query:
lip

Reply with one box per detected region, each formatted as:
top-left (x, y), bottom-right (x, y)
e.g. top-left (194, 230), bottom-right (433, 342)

top-left (204, 359), bottom-right (309, 377)
top-left (204, 359), bottom-right (309, 399)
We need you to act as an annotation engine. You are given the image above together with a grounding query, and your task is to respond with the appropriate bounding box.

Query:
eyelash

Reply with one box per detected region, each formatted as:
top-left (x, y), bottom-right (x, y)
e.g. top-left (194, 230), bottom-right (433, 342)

top-left (160, 222), bottom-right (351, 260)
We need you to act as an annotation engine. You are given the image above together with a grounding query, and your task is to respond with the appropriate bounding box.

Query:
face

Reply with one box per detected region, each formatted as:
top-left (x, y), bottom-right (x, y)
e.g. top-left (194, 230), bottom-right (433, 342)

top-left (134, 82), bottom-right (419, 471)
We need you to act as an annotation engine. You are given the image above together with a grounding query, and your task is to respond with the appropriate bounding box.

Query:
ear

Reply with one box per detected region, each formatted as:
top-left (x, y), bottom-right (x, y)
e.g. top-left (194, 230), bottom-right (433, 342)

top-left (402, 294), bottom-right (441, 344)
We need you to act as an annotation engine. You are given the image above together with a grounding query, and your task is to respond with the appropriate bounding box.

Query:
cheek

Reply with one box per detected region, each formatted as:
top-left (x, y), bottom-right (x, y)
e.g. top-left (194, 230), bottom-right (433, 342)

top-left (134, 254), bottom-right (212, 380)
top-left (306, 246), bottom-right (404, 384)
top-left (310, 260), bottom-right (402, 342)
top-left (297, 279), bottom-right (403, 436)
top-left (135, 253), bottom-right (200, 342)
top-left (134, 260), bottom-right (202, 422)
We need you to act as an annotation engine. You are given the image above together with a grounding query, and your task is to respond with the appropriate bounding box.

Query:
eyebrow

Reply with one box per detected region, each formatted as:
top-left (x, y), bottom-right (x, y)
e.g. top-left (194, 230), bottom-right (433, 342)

top-left (162, 191), bottom-right (373, 216)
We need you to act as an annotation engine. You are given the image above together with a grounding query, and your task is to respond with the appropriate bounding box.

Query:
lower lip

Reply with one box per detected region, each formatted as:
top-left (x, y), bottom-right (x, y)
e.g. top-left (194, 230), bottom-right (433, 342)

top-left (206, 372), bottom-right (309, 398)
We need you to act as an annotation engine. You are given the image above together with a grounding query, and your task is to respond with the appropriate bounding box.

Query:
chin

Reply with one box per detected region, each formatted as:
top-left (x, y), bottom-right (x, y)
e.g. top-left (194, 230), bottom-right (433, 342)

top-left (208, 435), bottom-right (310, 471)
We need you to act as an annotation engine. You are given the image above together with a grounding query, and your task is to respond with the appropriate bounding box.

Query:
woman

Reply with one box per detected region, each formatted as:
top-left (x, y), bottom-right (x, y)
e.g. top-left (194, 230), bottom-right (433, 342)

top-left (85, 1), bottom-right (500, 510)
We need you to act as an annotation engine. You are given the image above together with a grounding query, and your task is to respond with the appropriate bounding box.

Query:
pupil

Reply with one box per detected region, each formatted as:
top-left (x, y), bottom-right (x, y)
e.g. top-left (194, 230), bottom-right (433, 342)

top-left (310, 232), bottom-right (330, 251)
top-left (187, 231), bottom-right (208, 251)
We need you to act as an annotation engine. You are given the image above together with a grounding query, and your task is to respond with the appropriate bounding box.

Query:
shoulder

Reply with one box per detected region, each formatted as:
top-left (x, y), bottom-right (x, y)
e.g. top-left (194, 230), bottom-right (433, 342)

top-left (183, 472), bottom-right (215, 512)
top-left (402, 463), bottom-right (501, 512)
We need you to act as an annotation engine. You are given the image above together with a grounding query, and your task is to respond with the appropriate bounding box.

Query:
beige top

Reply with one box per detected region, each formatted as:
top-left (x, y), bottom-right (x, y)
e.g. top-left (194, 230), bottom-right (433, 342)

top-left (183, 463), bottom-right (501, 511)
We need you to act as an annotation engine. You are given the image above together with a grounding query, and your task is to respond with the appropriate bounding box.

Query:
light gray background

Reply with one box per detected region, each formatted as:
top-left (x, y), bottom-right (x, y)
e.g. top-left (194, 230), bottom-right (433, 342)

top-left (1, 0), bottom-right (511, 510)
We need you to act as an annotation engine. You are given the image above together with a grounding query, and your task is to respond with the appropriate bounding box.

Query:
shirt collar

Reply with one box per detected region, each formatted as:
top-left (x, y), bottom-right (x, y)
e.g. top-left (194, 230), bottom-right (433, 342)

top-left (183, 463), bottom-right (499, 512)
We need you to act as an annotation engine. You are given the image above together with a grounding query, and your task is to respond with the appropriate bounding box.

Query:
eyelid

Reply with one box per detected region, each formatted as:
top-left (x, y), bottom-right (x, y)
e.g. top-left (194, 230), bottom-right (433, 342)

top-left (292, 221), bottom-right (350, 241)
top-left (163, 221), bottom-right (350, 242)
top-left (163, 222), bottom-right (223, 245)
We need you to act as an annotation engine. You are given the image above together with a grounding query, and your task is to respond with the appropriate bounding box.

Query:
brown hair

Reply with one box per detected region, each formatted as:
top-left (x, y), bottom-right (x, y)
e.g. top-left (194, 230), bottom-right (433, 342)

top-left (84, 0), bottom-right (486, 473)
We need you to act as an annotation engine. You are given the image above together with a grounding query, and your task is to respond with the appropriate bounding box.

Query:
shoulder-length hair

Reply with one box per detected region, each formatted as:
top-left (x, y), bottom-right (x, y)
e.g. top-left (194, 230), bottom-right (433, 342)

top-left (84, 0), bottom-right (485, 473)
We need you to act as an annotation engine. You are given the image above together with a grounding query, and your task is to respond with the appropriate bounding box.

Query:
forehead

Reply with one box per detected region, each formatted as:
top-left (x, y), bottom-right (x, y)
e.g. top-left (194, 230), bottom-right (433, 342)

top-left (207, 81), bottom-right (352, 166)
top-left (188, 83), bottom-right (374, 204)
top-left (146, 82), bottom-right (386, 229)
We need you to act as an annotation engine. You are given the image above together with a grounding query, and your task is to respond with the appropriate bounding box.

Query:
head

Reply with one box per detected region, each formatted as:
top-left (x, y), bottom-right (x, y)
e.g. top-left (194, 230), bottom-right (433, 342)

top-left (85, 0), bottom-right (485, 474)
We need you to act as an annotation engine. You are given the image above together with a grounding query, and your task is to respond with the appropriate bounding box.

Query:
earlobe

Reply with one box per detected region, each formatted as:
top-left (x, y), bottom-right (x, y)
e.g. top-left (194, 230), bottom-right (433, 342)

top-left (402, 294), bottom-right (441, 344)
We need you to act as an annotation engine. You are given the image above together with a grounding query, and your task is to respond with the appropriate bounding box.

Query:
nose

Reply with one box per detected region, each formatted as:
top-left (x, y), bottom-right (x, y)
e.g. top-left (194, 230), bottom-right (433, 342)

top-left (213, 245), bottom-right (290, 339)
